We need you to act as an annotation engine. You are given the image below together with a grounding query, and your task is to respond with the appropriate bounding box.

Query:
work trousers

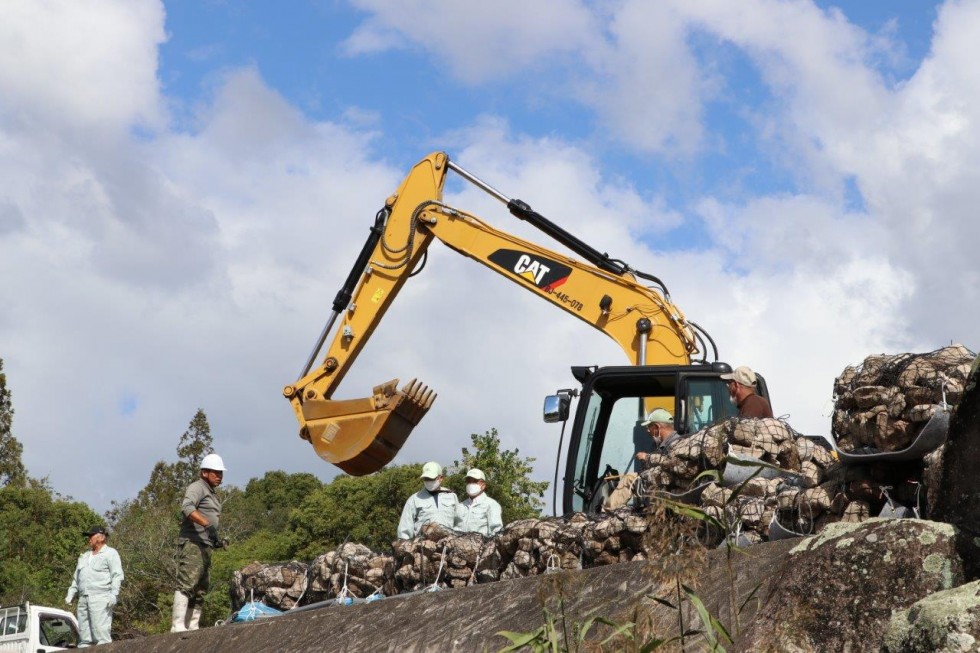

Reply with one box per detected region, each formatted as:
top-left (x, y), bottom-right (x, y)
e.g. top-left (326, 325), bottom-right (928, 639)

top-left (175, 538), bottom-right (212, 601)
top-left (77, 593), bottom-right (114, 647)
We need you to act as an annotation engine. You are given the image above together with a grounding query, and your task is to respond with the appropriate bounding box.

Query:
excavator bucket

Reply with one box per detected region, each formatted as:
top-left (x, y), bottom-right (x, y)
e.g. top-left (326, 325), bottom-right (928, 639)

top-left (299, 379), bottom-right (436, 476)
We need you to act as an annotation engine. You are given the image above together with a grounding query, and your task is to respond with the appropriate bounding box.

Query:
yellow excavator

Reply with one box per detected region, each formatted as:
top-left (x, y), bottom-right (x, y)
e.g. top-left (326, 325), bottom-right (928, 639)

top-left (284, 152), bottom-right (766, 510)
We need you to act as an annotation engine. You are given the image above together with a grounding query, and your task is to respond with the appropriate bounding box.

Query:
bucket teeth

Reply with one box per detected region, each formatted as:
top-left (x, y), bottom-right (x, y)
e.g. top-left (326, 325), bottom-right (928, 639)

top-left (396, 379), bottom-right (436, 424)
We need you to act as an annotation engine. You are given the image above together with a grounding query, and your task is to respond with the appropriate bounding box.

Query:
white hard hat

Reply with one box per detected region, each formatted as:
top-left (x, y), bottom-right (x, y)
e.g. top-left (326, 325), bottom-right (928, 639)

top-left (201, 453), bottom-right (227, 471)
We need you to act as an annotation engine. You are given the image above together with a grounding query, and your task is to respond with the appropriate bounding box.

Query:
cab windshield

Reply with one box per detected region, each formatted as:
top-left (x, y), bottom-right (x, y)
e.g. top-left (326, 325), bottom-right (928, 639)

top-left (567, 374), bottom-right (739, 512)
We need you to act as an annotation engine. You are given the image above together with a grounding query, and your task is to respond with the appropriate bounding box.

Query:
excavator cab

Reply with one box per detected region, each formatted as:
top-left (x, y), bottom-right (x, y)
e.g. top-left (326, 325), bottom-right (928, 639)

top-left (548, 363), bottom-right (770, 514)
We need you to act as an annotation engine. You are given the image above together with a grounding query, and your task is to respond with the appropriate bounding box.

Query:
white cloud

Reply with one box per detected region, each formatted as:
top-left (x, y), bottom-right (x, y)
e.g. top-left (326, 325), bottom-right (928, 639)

top-left (576, 1), bottom-right (707, 156)
top-left (0, 0), bottom-right (166, 133)
top-left (342, 0), bottom-right (596, 84)
top-left (4, 0), bottom-right (980, 518)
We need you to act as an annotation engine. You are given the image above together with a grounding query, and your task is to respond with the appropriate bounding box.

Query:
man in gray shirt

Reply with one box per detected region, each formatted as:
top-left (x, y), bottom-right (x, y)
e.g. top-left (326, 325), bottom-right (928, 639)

top-left (171, 453), bottom-right (226, 632)
top-left (65, 525), bottom-right (123, 647)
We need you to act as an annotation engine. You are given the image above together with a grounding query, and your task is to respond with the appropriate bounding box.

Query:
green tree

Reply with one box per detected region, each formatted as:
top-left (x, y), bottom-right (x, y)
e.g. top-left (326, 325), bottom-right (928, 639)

top-left (106, 408), bottom-right (218, 635)
top-left (223, 470), bottom-right (323, 537)
top-left (0, 482), bottom-right (101, 606)
top-left (446, 428), bottom-right (548, 522)
top-left (0, 358), bottom-right (27, 487)
top-left (286, 428), bottom-right (549, 557)
top-left (175, 409), bottom-right (212, 485)
top-left (133, 409), bottom-right (213, 510)
top-left (287, 464), bottom-right (423, 557)
top-left (105, 500), bottom-right (180, 637)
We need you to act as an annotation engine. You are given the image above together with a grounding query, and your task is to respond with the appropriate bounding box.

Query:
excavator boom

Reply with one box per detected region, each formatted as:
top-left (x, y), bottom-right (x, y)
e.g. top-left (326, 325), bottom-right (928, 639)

top-left (284, 152), bottom-right (702, 475)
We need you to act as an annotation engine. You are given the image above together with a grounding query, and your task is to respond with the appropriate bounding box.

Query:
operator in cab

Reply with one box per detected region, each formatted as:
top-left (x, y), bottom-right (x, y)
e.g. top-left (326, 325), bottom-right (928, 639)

top-left (397, 461), bottom-right (459, 539)
top-left (603, 408), bottom-right (677, 512)
top-left (722, 366), bottom-right (773, 418)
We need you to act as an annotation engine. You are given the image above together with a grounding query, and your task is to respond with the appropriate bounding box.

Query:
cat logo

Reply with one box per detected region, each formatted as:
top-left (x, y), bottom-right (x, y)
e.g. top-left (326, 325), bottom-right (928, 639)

top-left (488, 249), bottom-right (572, 291)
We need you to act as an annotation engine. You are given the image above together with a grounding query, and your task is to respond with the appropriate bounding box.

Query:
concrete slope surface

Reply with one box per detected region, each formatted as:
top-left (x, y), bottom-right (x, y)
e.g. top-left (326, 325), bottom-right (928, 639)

top-left (95, 538), bottom-right (799, 653)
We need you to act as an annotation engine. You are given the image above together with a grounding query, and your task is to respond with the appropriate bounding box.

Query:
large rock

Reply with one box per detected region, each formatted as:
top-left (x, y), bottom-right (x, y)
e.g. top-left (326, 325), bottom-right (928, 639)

top-left (931, 354), bottom-right (980, 577)
top-left (883, 580), bottom-right (980, 652)
top-left (736, 519), bottom-right (978, 652)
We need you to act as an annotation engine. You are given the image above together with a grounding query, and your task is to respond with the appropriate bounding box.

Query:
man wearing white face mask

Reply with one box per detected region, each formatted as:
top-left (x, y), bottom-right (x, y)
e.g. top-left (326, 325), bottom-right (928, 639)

top-left (397, 461), bottom-right (459, 539)
top-left (455, 468), bottom-right (503, 537)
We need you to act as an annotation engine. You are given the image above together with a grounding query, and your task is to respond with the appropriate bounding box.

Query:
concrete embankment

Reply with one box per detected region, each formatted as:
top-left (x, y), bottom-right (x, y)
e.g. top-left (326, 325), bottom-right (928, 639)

top-left (97, 538), bottom-right (798, 652)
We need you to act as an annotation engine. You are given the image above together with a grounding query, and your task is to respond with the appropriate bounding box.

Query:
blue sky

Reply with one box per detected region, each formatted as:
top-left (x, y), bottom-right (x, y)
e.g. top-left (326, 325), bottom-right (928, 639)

top-left (2, 0), bottom-right (978, 513)
top-left (158, 0), bottom-right (938, 204)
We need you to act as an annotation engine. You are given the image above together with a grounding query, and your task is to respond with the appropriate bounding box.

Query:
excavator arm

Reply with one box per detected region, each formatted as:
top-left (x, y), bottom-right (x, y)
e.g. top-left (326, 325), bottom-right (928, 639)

top-left (284, 152), bottom-right (702, 475)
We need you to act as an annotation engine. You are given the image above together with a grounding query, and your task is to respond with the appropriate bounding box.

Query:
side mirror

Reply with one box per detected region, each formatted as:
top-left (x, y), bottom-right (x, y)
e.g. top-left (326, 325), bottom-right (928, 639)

top-left (543, 393), bottom-right (571, 423)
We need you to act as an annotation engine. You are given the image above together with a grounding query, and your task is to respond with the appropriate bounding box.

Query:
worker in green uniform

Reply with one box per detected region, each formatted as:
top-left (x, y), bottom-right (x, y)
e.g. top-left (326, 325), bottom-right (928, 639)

top-left (455, 468), bottom-right (503, 536)
top-left (397, 461), bottom-right (459, 539)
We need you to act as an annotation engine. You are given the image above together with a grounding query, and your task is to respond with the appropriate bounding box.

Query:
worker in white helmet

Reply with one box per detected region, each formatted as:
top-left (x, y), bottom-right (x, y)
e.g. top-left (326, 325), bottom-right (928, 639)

top-left (171, 452), bottom-right (227, 632)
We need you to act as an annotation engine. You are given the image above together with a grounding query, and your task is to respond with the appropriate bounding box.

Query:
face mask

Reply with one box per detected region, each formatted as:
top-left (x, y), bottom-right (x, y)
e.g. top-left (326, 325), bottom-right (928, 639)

top-left (423, 479), bottom-right (440, 492)
top-left (466, 483), bottom-right (482, 497)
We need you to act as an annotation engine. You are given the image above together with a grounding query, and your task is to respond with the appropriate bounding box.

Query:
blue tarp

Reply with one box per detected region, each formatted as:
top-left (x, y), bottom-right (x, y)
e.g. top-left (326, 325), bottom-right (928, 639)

top-left (231, 601), bottom-right (284, 623)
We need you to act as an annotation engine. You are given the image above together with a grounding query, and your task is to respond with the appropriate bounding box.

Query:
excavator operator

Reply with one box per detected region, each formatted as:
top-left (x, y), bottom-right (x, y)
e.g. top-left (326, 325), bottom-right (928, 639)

top-left (722, 366), bottom-right (773, 418)
top-left (603, 409), bottom-right (678, 512)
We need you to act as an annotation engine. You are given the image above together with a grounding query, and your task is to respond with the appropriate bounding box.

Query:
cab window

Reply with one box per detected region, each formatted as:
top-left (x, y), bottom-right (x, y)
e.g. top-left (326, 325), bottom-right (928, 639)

top-left (39, 614), bottom-right (79, 648)
top-left (684, 377), bottom-right (740, 433)
top-left (0, 609), bottom-right (27, 636)
top-left (569, 392), bottom-right (670, 512)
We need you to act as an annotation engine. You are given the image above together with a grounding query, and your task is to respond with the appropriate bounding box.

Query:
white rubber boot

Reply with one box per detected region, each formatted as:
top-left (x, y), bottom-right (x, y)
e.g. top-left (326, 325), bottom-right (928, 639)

top-left (170, 592), bottom-right (189, 633)
top-left (188, 603), bottom-right (203, 630)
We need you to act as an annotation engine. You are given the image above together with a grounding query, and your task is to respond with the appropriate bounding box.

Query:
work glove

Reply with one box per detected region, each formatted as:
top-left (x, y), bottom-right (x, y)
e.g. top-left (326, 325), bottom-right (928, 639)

top-left (107, 595), bottom-right (117, 608)
top-left (64, 594), bottom-right (73, 605)
top-left (205, 524), bottom-right (220, 547)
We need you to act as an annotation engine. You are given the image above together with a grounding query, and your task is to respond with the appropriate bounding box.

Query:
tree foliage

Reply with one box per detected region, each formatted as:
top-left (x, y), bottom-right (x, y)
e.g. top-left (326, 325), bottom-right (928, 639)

top-left (105, 500), bottom-right (179, 636)
top-left (134, 409), bottom-right (213, 510)
top-left (287, 464), bottom-right (424, 557)
top-left (446, 428), bottom-right (549, 522)
top-left (0, 358), bottom-right (27, 488)
top-left (0, 482), bottom-right (101, 606)
top-left (224, 470), bottom-right (323, 538)
top-left (176, 409), bottom-right (212, 484)
top-left (287, 428), bottom-right (549, 556)
top-left (107, 409), bottom-right (218, 634)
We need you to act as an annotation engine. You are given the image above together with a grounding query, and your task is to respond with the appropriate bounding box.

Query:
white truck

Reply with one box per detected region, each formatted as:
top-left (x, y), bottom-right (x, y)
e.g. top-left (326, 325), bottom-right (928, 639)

top-left (0, 603), bottom-right (79, 652)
